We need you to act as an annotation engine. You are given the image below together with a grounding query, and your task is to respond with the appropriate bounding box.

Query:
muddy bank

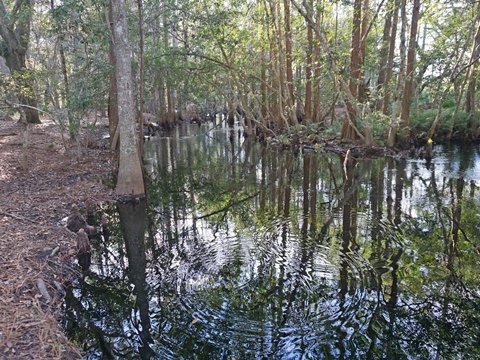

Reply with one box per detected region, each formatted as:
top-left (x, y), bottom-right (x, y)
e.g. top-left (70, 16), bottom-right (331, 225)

top-left (0, 118), bottom-right (115, 359)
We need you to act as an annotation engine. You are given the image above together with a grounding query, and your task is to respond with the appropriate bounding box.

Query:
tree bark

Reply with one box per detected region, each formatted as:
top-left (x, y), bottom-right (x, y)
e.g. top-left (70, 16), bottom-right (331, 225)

top-left (137, 0), bottom-right (145, 155)
top-left (261, 47), bottom-right (268, 124)
top-left (106, 4), bottom-right (119, 144)
top-left (466, 2), bottom-right (480, 136)
top-left (275, 0), bottom-right (289, 128)
top-left (163, 4), bottom-right (174, 127)
top-left (376, 0), bottom-right (393, 110)
top-left (305, 13), bottom-right (313, 123)
top-left (284, 0), bottom-right (297, 125)
top-left (269, 0), bottom-right (288, 129)
top-left (343, 0), bottom-right (363, 140)
top-left (387, 0), bottom-right (407, 147)
top-left (110, 0), bottom-right (145, 197)
top-left (400, 0), bottom-right (421, 128)
top-left (291, 0), bottom-right (366, 142)
top-left (358, 0), bottom-right (369, 102)
top-left (312, 17), bottom-right (321, 123)
top-left (50, 0), bottom-right (72, 138)
top-left (382, 0), bottom-right (399, 115)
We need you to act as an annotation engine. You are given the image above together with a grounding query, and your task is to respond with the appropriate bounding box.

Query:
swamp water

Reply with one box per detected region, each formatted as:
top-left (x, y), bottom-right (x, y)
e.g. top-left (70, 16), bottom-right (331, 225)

top-left (64, 124), bottom-right (480, 359)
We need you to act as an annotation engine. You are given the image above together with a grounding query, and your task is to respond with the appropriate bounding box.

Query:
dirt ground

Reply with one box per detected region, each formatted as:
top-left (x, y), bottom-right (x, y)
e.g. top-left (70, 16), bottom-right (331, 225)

top-left (0, 117), bottom-right (116, 359)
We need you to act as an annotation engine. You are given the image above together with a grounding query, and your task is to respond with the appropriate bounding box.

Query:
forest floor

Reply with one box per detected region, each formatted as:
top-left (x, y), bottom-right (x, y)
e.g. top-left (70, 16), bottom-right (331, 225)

top-left (0, 117), bottom-right (116, 359)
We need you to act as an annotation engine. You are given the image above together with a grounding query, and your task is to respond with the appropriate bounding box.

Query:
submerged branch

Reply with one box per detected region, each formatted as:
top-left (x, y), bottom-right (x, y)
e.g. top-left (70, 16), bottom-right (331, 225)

top-left (195, 191), bottom-right (260, 220)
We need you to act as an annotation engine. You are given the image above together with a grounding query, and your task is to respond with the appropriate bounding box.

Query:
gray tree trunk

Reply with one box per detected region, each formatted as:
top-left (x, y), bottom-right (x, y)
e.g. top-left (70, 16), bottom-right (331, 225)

top-left (110, 0), bottom-right (145, 197)
top-left (106, 4), bottom-right (119, 146)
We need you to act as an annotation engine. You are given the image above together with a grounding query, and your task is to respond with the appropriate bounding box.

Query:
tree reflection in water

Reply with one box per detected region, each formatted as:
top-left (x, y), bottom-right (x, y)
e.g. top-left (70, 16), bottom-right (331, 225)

top-left (63, 124), bottom-right (480, 359)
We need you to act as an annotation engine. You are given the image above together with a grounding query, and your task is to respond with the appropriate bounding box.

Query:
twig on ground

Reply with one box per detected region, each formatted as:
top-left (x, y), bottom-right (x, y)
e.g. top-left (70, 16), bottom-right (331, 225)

top-left (0, 211), bottom-right (41, 225)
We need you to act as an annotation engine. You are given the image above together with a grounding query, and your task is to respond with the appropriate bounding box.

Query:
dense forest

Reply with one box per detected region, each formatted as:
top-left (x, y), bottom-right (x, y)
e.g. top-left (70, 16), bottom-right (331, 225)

top-left (1, 0), bottom-right (480, 150)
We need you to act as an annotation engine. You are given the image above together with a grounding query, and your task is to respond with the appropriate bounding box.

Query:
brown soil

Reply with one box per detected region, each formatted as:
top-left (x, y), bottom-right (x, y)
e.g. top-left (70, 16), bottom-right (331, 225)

top-left (0, 118), bottom-right (116, 359)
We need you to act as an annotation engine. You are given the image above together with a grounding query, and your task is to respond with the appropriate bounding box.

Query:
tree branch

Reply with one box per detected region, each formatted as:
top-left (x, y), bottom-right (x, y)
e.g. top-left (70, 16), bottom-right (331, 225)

top-left (4, 100), bottom-right (59, 123)
top-left (292, 0), bottom-right (365, 141)
top-left (195, 191), bottom-right (260, 220)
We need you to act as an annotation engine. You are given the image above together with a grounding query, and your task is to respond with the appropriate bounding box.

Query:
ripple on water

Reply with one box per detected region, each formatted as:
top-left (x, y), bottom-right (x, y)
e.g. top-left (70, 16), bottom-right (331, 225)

top-left (153, 221), bottom-right (382, 358)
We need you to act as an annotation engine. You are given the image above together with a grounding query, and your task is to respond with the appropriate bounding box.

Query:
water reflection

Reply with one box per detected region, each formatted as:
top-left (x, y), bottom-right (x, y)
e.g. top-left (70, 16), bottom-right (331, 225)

top-left (118, 200), bottom-right (155, 358)
top-left (64, 124), bottom-right (480, 359)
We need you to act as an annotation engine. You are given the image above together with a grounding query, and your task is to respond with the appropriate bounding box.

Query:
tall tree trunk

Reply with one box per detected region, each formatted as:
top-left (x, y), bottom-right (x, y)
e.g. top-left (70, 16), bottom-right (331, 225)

top-left (137, 0), bottom-right (145, 155)
top-left (110, 0), bottom-right (145, 197)
top-left (58, 42), bottom-right (69, 110)
top-left (265, 1), bottom-right (278, 127)
top-left (342, 0), bottom-right (363, 140)
top-left (261, 47), bottom-right (268, 124)
top-left (387, 0), bottom-right (406, 147)
top-left (382, 0), bottom-right (399, 115)
top-left (400, 0), bottom-right (421, 128)
top-left (275, 0), bottom-right (288, 128)
top-left (292, 0), bottom-right (366, 142)
top-left (50, 0), bottom-right (71, 143)
top-left (106, 4), bottom-right (119, 144)
top-left (305, 14), bottom-right (313, 123)
top-left (376, 0), bottom-right (394, 110)
top-left (269, 0), bottom-right (288, 129)
top-left (312, 12), bottom-right (321, 123)
top-left (466, 2), bottom-right (480, 136)
top-left (284, 0), bottom-right (297, 125)
top-left (163, 4), bottom-right (174, 127)
top-left (0, 0), bottom-right (40, 124)
top-left (166, 84), bottom-right (174, 127)
top-left (358, 0), bottom-right (369, 102)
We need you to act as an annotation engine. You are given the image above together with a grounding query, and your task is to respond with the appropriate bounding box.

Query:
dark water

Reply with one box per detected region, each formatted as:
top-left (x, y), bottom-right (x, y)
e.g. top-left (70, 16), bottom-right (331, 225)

top-left (63, 123), bottom-right (480, 359)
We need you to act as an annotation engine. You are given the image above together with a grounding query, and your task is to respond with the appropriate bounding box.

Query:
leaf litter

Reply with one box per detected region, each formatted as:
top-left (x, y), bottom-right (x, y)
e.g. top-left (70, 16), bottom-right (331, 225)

top-left (0, 117), bottom-right (116, 359)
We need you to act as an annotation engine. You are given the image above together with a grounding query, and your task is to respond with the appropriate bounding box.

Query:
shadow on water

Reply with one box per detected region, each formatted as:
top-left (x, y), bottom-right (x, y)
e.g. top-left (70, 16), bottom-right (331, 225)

top-left (64, 124), bottom-right (480, 359)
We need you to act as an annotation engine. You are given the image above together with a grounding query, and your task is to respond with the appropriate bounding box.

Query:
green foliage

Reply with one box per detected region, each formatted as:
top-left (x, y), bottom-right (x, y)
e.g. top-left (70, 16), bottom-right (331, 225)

top-left (442, 95), bottom-right (455, 109)
top-left (323, 120), bottom-right (342, 138)
top-left (363, 111), bottom-right (391, 143)
top-left (2, 0), bottom-right (478, 143)
top-left (410, 109), bottom-right (437, 130)
top-left (32, 0), bottom-right (111, 138)
top-left (410, 108), bottom-right (472, 138)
